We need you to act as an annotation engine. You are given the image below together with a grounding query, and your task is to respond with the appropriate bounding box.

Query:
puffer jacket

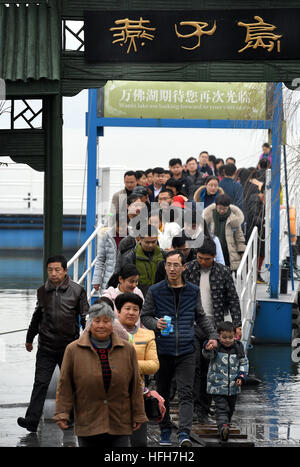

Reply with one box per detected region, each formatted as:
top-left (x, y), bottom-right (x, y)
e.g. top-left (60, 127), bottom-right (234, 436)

top-left (184, 260), bottom-right (242, 329)
top-left (26, 275), bottom-right (89, 353)
top-left (112, 321), bottom-right (160, 387)
top-left (141, 279), bottom-right (218, 356)
top-left (204, 203), bottom-right (246, 270)
top-left (92, 227), bottom-right (117, 294)
top-left (202, 340), bottom-right (248, 396)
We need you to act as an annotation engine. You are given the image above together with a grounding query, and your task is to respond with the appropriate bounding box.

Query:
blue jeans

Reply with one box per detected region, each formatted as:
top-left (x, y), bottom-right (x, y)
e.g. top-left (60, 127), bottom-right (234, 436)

top-left (156, 352), bottom-right (195, 435)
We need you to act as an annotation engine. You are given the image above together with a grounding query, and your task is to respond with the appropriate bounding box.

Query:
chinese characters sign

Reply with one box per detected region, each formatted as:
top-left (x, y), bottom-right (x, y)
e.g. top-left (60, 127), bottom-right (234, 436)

top-left (100, 81), bottom-right (267, 120)
top-left (84, 9), bottom-right (300, 62)
top-left (109, 18), bottom-right (156, 54)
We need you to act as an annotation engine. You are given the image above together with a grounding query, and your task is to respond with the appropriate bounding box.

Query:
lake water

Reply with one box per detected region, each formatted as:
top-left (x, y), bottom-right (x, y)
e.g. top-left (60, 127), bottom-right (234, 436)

top-left (0, 250), bottom-right (84, 289)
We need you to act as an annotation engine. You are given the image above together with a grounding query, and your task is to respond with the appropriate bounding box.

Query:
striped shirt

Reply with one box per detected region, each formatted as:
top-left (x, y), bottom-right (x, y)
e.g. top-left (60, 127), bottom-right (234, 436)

top-left (90, 335), bottom-right (112, 392)
top-left (94, 347), bottom-right (111, 392)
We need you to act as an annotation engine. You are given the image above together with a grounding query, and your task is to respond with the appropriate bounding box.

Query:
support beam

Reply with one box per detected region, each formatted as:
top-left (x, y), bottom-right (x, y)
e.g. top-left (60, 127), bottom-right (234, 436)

top-left (86, 88), bottom-right (98, 241)
top-left (269, 83), bottom-right (282, 298)
top-left (43, 94), bottom-right (63, 279)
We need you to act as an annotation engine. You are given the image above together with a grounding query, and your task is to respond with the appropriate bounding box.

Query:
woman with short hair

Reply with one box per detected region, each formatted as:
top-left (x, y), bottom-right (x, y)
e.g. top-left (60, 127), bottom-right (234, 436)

top-left (54, 301), bottom-right (147, 447)
top-left (114, 292), bottom-right (160, 447)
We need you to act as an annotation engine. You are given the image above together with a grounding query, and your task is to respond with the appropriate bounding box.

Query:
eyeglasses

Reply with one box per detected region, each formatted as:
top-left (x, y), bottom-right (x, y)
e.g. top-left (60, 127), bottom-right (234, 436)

top-left (165, 262), bottom-right (182, 269)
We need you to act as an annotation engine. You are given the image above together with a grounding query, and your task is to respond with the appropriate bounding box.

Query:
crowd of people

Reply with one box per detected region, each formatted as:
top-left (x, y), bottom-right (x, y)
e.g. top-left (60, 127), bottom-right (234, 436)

top-left (17, 144), bottom-right (272, 448)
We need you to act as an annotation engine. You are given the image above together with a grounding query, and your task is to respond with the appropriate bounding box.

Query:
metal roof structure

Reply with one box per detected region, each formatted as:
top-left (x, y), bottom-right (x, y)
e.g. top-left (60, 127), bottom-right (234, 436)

top-left (0, 2), bottom-right (60, 82)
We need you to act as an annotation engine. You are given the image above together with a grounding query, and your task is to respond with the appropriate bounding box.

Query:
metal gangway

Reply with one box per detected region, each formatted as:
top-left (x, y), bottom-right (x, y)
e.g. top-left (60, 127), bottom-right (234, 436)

top-left (67, 224), bottom-right (259, 353)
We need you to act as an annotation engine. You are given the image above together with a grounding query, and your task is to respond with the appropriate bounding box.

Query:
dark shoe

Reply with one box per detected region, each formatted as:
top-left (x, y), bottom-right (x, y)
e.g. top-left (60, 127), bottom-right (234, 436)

top-left (257, 274), bottom-right (266, 284)
top-left (197, 412), bottom-right (209, 424)
top-left (17, 417), bottom-right (38, 433)
top-left (178, 432), bottom-right (192, 447)
top-left (159, 428), bottom-right (172, 446)
top-left (219, 424), bottom-right (230, 442)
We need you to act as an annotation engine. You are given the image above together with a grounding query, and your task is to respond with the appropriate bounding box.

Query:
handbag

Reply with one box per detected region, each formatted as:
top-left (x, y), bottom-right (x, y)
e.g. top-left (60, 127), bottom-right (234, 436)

top-left (144, 394), bottom-right (161, 420)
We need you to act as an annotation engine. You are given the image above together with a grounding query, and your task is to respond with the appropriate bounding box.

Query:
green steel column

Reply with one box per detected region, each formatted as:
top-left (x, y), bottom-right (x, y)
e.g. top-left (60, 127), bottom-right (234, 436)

top-left (43, 94), bottom-right (63, 280)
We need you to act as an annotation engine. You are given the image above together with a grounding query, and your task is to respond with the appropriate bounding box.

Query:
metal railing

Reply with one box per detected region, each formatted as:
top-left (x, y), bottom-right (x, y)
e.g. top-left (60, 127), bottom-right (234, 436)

top-left (236, 226), bottom-right (258, 352)
top-left (69, 222), bottom-right (259, 344)
top-left (67, 224), bottom-right (103, 303)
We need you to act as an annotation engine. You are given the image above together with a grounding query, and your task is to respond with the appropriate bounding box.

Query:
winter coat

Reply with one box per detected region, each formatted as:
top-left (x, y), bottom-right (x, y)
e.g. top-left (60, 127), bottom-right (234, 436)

top-left (199, 164), bottom-right (213, 177)
top-left (202, 340), bottom-right (249, 396)
top-left (92, 227), bottom-right (117, 294)
top-left (158, 222), bottom-right (182, 250)
top-left (114, 228), bottom-right (139, 273)
top-left (242, 181), bottom-right (259, 228)
top-left (110, 188), bottom-right (127, 214)
top-left (219, 177), bottom-right (244, 211)
top-left (132, 328), bottom-right (160, 387)
top-left (141, 279), bottom-right (218, 356)
top-left (53, 331), bottom-right (148, 437)
top-left (204, 203), bottom-right (246, 271)
top-left (245, 192), bottom-right (265, 257)
top-left (147, 183), bottom-right (166, 202)
top-left (112, 314), bottom-right (159, 387)
top-left (184, 260), bottom-right (242, 329)
top-left (119, 244), bottom-right (164, 296)
top-left (26, 275), bottom-right (89, 353)
top-left (193, 185), bottom-right (224, 208)
top-left (186, 170), bottom-right (204, 199)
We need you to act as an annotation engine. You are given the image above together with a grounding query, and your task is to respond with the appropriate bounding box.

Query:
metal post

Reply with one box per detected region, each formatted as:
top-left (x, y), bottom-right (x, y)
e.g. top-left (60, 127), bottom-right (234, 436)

top-left (283, 144), bottom-right (295, 290)
top-left (264, 169), bottom-right (271, 285)
top-left (86, 88), bottom-right (98, 241)
top-left (43, 94), bottom-right (63, 280)
top-left (269, 83), bottom-right (282, 298)
top-left (84, 88), bottom-right (99, 293)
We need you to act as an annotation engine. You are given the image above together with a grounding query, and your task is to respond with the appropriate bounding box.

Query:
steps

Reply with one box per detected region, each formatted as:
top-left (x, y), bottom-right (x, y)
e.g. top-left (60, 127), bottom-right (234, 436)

top-left (170, 408), bottom-right (255, 447)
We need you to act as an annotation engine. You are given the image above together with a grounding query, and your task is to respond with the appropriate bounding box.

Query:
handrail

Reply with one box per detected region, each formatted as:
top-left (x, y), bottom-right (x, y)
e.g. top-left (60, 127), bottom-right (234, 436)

top-left (67, 223), bottom-right (104, 302)
top-left (236, 226), bottom-right (258, 352)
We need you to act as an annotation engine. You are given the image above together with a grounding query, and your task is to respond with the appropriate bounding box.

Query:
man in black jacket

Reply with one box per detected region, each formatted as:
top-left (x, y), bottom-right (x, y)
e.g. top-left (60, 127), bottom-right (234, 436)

top-left (147, 167), bottom-right (166, 202)
top-left (17, 255), bottom-right (89, 432)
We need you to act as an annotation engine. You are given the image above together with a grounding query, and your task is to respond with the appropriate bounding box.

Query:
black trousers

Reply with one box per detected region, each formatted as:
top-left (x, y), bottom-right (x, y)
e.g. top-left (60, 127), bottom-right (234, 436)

top-left (213, 394), bottom-right (237, 428)
top-left (193, 332), bottom-right (212, 415)
top-left (25, 347), bottom-right (66, 426)
top-left (78, 433), bottom-right (130, 447)
top-left (130, 422), bottom-right (147, 447)
top-left (156, 352), bottom-right (195, 435)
